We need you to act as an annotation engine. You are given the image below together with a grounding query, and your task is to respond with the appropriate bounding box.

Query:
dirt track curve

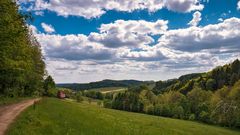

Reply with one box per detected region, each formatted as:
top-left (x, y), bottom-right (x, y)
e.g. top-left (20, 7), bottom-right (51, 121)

top-left (0, 98), bottom-right (40, 135)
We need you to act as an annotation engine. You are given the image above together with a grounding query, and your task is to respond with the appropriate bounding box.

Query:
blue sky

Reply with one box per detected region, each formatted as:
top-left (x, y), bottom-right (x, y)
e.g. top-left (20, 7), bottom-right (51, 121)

top-left (28, 0), bottom-right (240, 35)
top-left (19, 0), bottom-right (240, 83)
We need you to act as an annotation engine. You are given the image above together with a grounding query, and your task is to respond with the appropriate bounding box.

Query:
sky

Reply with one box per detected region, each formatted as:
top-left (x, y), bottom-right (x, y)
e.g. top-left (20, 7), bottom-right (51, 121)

top-left (18, 0), bottom-right (240, 83)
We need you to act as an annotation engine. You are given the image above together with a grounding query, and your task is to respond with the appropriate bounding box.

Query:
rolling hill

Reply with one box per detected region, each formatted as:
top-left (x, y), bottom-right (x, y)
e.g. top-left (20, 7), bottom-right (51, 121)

top-left (57, 79), bottom-right (153, 91)
top-left (153, 59), bottom-right (240, 94)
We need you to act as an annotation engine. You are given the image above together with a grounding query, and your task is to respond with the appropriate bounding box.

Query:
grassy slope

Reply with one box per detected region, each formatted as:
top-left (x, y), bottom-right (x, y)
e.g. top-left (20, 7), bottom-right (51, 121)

top-left (7, 98), bottom-right (240, 135)
top-left (87, 87), bottom-right (126, 93)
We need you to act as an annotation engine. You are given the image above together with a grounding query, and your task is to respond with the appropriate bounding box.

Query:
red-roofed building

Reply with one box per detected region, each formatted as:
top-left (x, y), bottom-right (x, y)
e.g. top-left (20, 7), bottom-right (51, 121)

top-left (57, 91), bottom-right (66, 99)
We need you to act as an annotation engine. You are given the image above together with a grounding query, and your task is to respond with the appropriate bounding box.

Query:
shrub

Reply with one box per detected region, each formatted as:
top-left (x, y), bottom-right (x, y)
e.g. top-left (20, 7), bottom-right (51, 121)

top-left (146, 104), bottom-right (154, 115)
top-left (76, 94), bottom-right (84, 103)
top-left (199, 111), bottom-right (210, 123)
top-left (103, 99), bottom-right (112, 108)
top-left (154, 104), bottom-right (162, 116)
top-left (172, 106), bottom-right (184, 119)
top-left (189, 114), bottom-right (196, 121)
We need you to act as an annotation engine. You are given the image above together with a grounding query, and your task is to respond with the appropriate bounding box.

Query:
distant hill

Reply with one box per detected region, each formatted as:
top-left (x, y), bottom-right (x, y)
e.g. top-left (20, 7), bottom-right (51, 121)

top-left (58, 59), bottom-right (240, 94)
top-left (57, 79), bottom-right (152, 91)
top-left (153, 59), bottom-right (240, 94)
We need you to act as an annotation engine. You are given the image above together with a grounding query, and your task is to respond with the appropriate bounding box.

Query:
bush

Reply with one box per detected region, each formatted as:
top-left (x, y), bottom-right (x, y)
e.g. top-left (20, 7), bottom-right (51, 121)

top-left (189, 114), bottom-right (196, 121)
top-left (154, 104), bottom-right (162, 116)
top-left (172, 106), bottom-right (184, 119)
top-left (47, 89), bottom-right (57, 97)
top-left (145, 104), bottom-right (154, 115)
top-left (76, 93), bottom-right (84, 103)
top-left (103, 99), bottom-right (112, 108)
top-left (161, 104), bottom-right (172, 117)
top-left (3, 88), bottom-right (20, 98)
top-left (199, 111), bottom-right (210, 123)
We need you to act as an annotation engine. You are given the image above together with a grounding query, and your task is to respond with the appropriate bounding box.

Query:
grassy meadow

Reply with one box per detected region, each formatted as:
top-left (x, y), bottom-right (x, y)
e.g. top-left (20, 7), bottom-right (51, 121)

top-left (7, 98), bottom-right (240, 135)
top-left (87, 87), bottom-right (127, 93)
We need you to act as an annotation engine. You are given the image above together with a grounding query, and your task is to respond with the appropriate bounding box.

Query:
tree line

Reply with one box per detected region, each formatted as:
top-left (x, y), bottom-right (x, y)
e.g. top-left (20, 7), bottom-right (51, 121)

top-left (0, 0), bottom-right (46, 97)
top-left (57, 79), bottom-right (153, 91)
top-left (153, 59), bottom-right (240, 95)
top-left (101, 60), bottom-right (240, 128)
top-left (103, 81), bottom-right (240, 128)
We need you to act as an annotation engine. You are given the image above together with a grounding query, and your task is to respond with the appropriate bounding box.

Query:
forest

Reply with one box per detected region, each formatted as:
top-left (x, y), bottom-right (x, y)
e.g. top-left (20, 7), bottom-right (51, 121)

top-left (0, 0), bottom-right (46, 97)
top-left (77, 60), bottom-right (240, 128)
top-left (57, 79), bottom-right (149, 91)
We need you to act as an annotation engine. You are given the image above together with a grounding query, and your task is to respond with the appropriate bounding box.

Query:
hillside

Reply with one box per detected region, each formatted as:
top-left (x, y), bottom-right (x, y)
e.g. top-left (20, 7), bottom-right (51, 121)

top-left (101, 60), bottom-right (240, 128)
top-left (57, 79), bottom-right (152, 91)
top-left (7, 98), bottom-right (240, 135)
top-left (153, 59), bottom-right (240, 94)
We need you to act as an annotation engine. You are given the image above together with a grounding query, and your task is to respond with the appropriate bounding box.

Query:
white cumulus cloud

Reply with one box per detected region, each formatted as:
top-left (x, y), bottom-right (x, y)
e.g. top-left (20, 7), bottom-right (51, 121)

top-left (19, 0), bottom-right (204, 19)
top-left (238, 1), bottom-right (240, 10)
top-left (188, 11), bottom-right (202, 26)
top-left (31, 17), bottom-right (240, 83)
top-left (41, 23), bottom-right (55, 33)
top-left (36, 34), bottom-right (115, 61)
top-left (89, 20), bottom-right (168, 48)
top-left (158, 17), bottom-right (240, 53)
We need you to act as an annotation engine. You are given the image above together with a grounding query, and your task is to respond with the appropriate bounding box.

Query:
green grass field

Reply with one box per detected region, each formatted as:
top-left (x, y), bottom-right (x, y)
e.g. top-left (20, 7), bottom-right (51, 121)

top-left (7, 98), bottom-right (240, 135)
top-left (87, 87), bottom-right (127, 93)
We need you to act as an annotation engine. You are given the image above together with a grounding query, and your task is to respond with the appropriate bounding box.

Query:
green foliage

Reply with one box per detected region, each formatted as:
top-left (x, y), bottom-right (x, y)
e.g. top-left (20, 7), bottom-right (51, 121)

top-left (76, 92), bottom-right (84, 103)
top-left (0, 0), bottom-right (45, 97)
top-left (206, 79), bottom-right (216, 90)
top-left (103, 99), bottom-right (112, 108)
top-left (105, 78), bottom-right (240, 128)
top-left (153, 73), bottom-right (203, 94)
top-left (43, 76), bottom-right (56, 96)
top-left (199, 111), bottom-right (210, 123)
top-left (153, 59), bottom-right (240, 94)
top-left (84, 91), bottom-right (104, 100)
top-left (128, 84), bottom-right (149, 93)
top-left (172, 106), bottom-right (184, 119)
top-left (145, 104), bottom-right (154, 115)
top-left (0, 96), bottom-right (32, 106)
top-left (189, 114), bottom-right (196, 121)
top-left (111, 91), bottom-right (144, 112)
top-left (46, 89), bottom-right (57, 97)
top-left (210, 81), bottom-right (240, 127)
top-left (187, 87), bottom-right (212, 118)
top-left (105, 92), bottom-right (114, 100)
top-left (57, 80), bottom-right (146, 91)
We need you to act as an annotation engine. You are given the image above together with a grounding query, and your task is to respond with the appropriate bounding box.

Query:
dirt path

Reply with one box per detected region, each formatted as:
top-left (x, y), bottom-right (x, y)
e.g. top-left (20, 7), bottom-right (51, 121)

top-left (0, 98), bottom-right (40, 135)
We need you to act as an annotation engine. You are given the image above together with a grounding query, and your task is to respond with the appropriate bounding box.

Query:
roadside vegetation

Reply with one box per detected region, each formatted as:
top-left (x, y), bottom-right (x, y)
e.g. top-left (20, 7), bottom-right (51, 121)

top-left (7, 98), bottom-right (240, 135)
top-left (0, 0), bottom-right (47, 100)
top-left (0, 97), bottom-right (33, 106)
